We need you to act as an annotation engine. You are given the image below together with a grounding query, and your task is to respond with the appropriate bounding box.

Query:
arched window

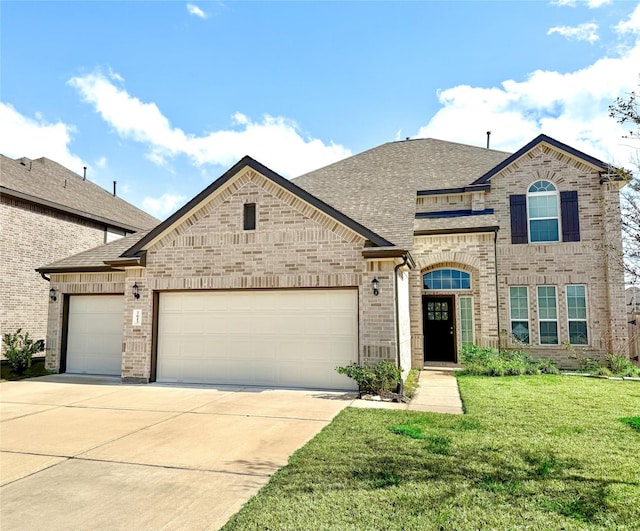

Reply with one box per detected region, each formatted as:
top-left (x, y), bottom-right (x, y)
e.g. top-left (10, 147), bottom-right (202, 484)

top-left (527, 180), bottom-right (559, 242)
top-left (423, 269), bottom-right (471, 290)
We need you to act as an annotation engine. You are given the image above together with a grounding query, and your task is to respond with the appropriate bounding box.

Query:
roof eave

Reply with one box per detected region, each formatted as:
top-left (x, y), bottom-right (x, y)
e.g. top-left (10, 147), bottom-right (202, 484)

top-left (2, 187), bottom-right (148, 232)
top-left (472, 134), bottom-right (609, 185)
top-left (36, 265), bottom-right (120, 275)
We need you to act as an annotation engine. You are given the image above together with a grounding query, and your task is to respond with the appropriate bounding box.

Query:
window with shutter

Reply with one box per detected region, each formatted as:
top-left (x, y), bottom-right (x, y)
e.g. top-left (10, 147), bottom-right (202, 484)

top-left (560, 191), bottom-right (580, 242)
top-left (509, 195), bottom-right (528, 244)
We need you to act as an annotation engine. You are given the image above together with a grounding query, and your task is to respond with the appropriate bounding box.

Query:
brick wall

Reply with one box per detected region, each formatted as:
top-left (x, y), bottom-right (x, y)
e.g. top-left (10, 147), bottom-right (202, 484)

top-left (1, 196), bottom-right (106, 346)
top-left (118, 168), bottom-right (396, 381)
top-left (489, 145), bottom-right (627, 367)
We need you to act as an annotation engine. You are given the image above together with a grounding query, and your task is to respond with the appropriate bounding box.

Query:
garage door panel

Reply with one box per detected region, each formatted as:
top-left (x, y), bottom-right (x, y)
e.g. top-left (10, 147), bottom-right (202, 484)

top-left (157, 290), bottom-right (358, 389)
top-left (66, 295), bottom-right (123, 376)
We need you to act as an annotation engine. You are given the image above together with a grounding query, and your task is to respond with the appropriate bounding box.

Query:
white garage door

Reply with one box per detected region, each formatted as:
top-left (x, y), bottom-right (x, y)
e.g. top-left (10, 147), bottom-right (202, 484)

top-left (66, 295), bottom-right (124, 375)
top-left (157, 289), bottom-right (358, 390)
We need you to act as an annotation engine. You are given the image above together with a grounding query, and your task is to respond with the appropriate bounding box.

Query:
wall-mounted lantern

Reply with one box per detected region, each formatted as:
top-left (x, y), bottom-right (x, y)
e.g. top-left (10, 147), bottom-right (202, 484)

top-left (132, 282), bottom-right (140, 299)
top-left (371, 277), bottom-right (379, 296)
top-left (49, 287), bottom-right (57, 303)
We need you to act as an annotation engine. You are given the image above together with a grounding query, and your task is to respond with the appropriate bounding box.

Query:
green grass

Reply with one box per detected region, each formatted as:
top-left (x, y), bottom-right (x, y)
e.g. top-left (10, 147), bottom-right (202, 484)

top-left (0, 357), bottom-right (50, 381)
top-left (223, 375), bottom-right (640, 531)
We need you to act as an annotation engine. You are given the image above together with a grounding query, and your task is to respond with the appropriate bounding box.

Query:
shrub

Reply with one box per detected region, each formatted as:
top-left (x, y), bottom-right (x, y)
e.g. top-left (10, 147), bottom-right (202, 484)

top-left (606, 354), bottom-right (640, 377)
top-left (336, 360), bottom-right (402, 395)
top-left (459, 345), bottom-right (559, 376)
top-left (403, 369), bottom-right (420, 399)
top-left (2, 329), bottom-right (44, 375)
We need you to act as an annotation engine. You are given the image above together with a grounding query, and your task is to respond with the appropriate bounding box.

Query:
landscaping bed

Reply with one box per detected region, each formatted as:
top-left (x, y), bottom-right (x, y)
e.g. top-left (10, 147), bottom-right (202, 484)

top-left (223, 374), bottom-right (640, 530)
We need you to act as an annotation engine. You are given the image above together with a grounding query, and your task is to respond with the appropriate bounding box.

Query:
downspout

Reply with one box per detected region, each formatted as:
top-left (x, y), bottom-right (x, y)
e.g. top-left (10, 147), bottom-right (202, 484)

top-left (40, 272), bottom-right (51, 282)
top-left (493, 229), bottom-right (501, 350)
top-left (394, 255), bottom-right (409, 395)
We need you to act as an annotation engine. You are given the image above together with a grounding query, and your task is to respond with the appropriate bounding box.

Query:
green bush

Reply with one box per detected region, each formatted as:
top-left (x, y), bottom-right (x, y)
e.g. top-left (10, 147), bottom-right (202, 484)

top-left (336, 360), bottom-right (402, 395)
top-left (606, 354), bottom-right (640, 377)
top-left (2, 329), bottom-right (44, 375)
top-left (459, 345), bottom-right (559, 376)
top-left (403, 369), bottom-right (420, 398)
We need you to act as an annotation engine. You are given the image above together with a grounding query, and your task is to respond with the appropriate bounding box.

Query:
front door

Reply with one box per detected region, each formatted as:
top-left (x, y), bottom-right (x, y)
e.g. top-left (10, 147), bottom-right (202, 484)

top-left (423, 296), bottom-right (456, 362)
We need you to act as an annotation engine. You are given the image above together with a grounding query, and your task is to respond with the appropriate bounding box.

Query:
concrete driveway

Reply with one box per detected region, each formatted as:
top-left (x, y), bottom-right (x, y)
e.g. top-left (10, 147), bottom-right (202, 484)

top-left (0, 374), bottom-right (354, 530)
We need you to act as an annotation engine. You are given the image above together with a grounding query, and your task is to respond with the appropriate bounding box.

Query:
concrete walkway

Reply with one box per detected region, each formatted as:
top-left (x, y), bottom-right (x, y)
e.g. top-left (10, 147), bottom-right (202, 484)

top-left (350, 369), bottom-right (464, 414)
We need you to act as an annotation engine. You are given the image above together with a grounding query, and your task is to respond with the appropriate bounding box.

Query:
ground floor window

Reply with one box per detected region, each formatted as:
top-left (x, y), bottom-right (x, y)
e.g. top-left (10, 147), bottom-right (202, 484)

top-left (509, 286), bottom-right (530, 344)
top-left (566, 285), bottom-right (588, 345)
top-left (537, 286), bottom-right (558, 345)
top-left (459, 296), bottom-right (473, 346)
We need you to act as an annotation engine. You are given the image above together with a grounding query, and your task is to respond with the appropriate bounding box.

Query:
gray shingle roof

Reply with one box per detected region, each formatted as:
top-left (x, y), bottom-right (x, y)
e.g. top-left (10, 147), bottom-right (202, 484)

top-left (292, 138), bottom-right (510, 249)
top-left (38, 230), bottom-right (151, 273)
top-left (1, 155), bottom-right (159, 231)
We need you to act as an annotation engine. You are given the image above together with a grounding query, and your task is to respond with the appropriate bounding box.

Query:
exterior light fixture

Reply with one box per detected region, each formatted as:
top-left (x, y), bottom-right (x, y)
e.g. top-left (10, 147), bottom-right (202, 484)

top-left (371, 277), bottom-right (379, 296)
top-left (49, 287), bottom-right (57, 303)
top-left (132, 282), bottom-right (140, 299)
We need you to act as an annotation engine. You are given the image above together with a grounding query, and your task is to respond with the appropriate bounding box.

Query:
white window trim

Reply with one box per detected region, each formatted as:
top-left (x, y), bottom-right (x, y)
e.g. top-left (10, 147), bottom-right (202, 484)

top-left (459, 296), bottom-right (474, 347)
top-left (527, 180), bottom-right (561, 244)
top-left (537, 285), bottom-right (559, 346)
top-left (509, 286), bottom-right (530, 345)
top-left (566, 284), bottom-right (589, 346)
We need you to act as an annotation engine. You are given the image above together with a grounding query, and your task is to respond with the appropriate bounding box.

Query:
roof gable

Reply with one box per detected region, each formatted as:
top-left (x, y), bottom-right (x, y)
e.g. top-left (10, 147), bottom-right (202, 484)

top-left (472, 134), bottom-right (609, 185)
top-left (122, 156), bottom-right (392, 258)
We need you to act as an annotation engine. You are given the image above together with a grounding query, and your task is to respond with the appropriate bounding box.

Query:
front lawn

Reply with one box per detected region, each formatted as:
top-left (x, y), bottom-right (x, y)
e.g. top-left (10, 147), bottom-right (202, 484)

top-left (223, 375), bottom-right (640, 530)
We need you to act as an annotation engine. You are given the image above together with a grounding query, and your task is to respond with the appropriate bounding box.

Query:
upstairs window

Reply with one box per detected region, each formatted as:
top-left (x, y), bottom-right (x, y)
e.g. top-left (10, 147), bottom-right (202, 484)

top-left (528, 181), bottom-right (559, 243)
top-left (243, 203), bottom-right (256, 230)
top-left (423, 269), bottom-right (471, 290)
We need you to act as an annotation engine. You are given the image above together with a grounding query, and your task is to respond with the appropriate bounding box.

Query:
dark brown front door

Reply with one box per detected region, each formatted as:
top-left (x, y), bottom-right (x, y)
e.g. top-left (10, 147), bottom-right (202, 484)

top-left (423, 296), bottom-right (456, 362)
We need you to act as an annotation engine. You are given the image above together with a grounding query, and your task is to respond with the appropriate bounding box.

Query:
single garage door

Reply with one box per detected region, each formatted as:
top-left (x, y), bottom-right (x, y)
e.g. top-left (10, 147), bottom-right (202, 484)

top-left (157, 289), bottom-right (358, 389)
top-left (66, 295), bottom-right (124, 375)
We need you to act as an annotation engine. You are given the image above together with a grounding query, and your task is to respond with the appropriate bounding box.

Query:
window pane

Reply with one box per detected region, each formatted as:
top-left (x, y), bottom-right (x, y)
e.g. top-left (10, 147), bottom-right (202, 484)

top-left (529, 181), bottom-right (556, 193)
top-left (529, 195), bottom-right (558, 218)
top-left (567, 285), bottom-right (586, 319)
top-left (530, 219), bottom-right (559, 242)
top-left (538, 287), bottom-right (557, 319)
top-left (459, 297), bottom-right (473, 346)
top-left (511, 321), bottom-right (530, 344)
top-left (569, 321), bottom-right (588, 345)
top-left (540, 321), bottom-right (558, 345)
top-left (423, 269), bottom-right (471, 290)
top-left (510, 287), bottom-right (528, 320)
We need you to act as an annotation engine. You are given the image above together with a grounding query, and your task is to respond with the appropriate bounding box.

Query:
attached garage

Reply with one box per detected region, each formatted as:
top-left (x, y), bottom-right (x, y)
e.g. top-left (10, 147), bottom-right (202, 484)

top-left (65, 295), bottom-right (124, 375)
top-left (156, 289), bottom-right (358, 390)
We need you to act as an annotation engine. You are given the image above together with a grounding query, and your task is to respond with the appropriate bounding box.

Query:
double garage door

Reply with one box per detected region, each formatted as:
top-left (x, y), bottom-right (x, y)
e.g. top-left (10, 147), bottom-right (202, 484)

top-left (157, 289), bottom-right (358, 390)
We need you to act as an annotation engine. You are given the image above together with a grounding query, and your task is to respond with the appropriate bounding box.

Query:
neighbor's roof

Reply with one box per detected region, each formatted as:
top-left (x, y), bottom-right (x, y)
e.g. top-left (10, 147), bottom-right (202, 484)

top-left (292, 138), bottom-right (511, 249)
top-left (1, 155), bottom-right (159, 231)
top-left (37, 230), bottom-right (151, 273)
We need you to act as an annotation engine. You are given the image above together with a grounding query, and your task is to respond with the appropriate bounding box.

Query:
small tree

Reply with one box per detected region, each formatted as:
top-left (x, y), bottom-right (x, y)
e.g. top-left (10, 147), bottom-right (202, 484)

top-left (2, 329), bottom-right (44, 375)
top-left (609, 85), bottom-right (640, 285)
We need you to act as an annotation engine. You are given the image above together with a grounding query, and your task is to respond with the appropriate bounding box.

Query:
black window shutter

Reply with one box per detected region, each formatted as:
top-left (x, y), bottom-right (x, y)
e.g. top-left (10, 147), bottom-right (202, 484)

top-left (509, 195), bottom-right (528, 244)
top-left (560, 191), bottom-right (580, 242)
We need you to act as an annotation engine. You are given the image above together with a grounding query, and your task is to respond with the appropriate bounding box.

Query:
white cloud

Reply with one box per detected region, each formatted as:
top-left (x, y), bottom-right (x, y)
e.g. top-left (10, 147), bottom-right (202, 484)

top-left (615, 3), bottom-right (640, 35)
top-left (186, 3), bottom-right (207, 19)
top-left (95, 156), bottom-right (108, 168)
top-left (68, 71), bottom-right (351, 177)
top-left (0, 102), bottom-right (86, 172)
top-left (552, 0), bottom-right (611, 8)
top-left (142, 193), bottom-right (187, 217)
top-left (416, 16), bottom-right (640, 169)
top-left (548, 23), bottom-right (599, 43)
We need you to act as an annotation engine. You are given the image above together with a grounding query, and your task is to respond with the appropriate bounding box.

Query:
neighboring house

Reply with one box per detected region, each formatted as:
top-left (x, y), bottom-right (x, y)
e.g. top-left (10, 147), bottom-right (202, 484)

top-left (1, 155), bottom-right (159, 346)
top-left (38, 134), bottom-right (629, 389)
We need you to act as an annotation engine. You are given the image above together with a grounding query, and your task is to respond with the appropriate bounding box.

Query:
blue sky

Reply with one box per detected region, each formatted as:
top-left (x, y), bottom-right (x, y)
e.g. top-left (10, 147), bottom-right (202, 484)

top-left (2, 0), bottom-right (639, 218)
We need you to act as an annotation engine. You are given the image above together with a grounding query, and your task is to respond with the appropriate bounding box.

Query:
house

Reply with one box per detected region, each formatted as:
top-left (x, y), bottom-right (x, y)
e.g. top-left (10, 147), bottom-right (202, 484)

top-left (37, 134), bottom-right (629, 389)
top-left (0, 155), bottom-right (159, 346)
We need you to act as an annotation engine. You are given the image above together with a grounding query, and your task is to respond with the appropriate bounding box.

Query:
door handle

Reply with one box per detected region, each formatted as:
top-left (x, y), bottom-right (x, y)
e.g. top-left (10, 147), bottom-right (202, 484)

top-left (449, 327), bottom-right (454, 335)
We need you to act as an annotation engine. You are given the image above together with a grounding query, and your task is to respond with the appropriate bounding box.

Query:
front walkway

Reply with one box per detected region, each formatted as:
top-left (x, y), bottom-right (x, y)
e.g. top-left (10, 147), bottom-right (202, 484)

top-left (350, 369), bottom-right (464, 414)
